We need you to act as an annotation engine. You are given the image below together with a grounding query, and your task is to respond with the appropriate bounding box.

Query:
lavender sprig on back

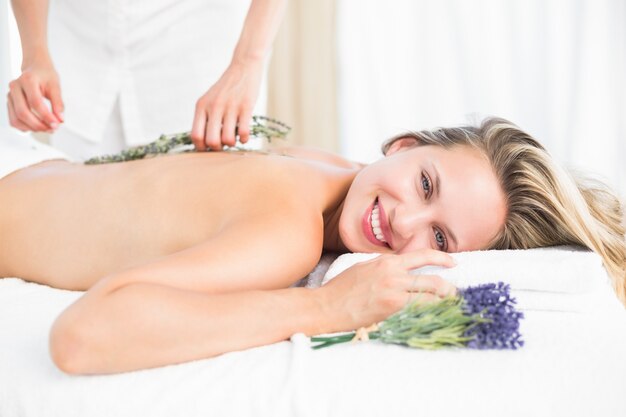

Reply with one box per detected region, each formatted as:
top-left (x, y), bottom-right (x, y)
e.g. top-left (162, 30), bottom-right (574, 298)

top-left (84, 115), bottom-right (291, 165)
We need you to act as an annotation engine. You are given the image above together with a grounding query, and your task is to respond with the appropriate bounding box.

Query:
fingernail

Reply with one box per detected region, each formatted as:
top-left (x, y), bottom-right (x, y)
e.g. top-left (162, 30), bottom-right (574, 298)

top-left (50, 122), bottom-right (58, 129)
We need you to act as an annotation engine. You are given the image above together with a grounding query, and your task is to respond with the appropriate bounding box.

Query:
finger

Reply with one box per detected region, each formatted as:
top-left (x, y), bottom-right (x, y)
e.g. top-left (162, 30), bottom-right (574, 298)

top-left (22, 79), bottom-right (59, 128)
top-left (9, 86), bottom-right (49, 131)
top-left (398, 249), bottom-right (456, 270)
top-left (237, 108), bottom-right (252, 144)
top-left (220, 109), bottom-right (237, 147)
top-left (7, 96), bottom-right (31, 131)
top-left (190, 104), bottom-right (208, 151)
top-left (357, 253), bottom-right (387, 266)
top-left (406, 274), bottom-right (457, 298)
top-left (205, 107), bottom-right (224, 151)
top-left (406, 291), bottom-right (439, 306)
top-left (47, 82), bottom-right (65, 122)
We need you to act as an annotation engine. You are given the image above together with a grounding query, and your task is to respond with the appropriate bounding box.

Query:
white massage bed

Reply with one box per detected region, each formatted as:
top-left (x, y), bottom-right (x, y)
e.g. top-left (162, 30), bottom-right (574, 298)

top-left (1, 247), bottom-right (625, 417)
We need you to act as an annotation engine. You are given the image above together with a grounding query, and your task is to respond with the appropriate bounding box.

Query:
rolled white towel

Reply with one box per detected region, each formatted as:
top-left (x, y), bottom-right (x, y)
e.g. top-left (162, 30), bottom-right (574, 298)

top-left (321, 246), bottom-right (617, 312)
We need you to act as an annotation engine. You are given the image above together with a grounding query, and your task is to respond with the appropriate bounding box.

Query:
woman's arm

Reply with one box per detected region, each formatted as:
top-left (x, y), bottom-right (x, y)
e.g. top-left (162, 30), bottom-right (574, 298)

top-left (49, 246), bottom-right (455, 375)
top-left (50, 208), bottom-right (325, 374)
top-left (50, 281), bottom-right (327, 374)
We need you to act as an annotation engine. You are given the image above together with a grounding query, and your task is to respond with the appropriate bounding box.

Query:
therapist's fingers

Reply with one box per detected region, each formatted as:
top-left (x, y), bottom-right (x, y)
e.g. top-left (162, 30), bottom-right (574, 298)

top-left (47, 82), bottom-right (65, 123)
top-left (237, 108), bottom-right (252, 144)
top-left (190, 104), bottom-right (208, 151)
top-left (7, 95), bottom-right (31, 131)
top-left (204, 107), bottom-right (224, 151)
top-left (221, 109), bottom-right (237, 147)
top-left (21, 77), bottom-right (60, 129)
top-left (8, 83), bottom-right (49, 132)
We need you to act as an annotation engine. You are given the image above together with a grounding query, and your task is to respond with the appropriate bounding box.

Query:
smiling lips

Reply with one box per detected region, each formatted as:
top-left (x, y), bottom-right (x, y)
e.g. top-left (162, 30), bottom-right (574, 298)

top-left (362, 197), bottom-right (391, 248)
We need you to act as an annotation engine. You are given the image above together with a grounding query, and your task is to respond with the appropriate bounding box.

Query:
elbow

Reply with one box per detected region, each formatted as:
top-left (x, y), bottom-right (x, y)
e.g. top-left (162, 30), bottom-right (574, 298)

top-left (49, 278), bottom-right (123, 375)
top-left (49, 313), bottom-right (97, 375)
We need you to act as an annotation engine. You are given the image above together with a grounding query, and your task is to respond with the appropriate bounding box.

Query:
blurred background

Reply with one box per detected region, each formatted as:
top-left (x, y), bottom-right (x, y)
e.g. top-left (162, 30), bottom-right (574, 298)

top-left (1, 0), bottom-right (625, 197)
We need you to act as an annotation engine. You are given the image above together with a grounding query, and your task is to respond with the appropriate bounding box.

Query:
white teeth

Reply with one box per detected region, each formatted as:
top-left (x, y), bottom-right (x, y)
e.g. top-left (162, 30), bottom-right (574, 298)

top-left (370, 202), bottom-right (386, 243)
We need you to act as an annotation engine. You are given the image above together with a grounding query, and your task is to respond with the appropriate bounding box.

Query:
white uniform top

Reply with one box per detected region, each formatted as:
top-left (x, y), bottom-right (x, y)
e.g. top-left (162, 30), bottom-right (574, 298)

top-left (48, 0), bottom-right (250, 146)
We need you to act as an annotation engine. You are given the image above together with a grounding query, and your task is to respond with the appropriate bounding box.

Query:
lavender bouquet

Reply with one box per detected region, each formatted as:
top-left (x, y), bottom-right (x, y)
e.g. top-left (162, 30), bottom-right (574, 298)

top-left (311, 282), bottom-right (524, 350)
top-left (84, 115), bottom-right (291, 165)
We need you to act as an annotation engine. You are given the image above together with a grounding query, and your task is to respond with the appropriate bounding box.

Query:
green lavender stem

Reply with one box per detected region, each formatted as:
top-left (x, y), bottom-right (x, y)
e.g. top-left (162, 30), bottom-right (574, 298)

top-left (85, 115), bottom-right (291, 165)
top-left (311, 297), bottom-right (488, 350)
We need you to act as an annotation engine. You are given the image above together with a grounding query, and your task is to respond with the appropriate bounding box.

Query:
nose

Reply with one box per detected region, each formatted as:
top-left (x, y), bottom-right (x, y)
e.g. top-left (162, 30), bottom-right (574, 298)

top-left (391, 203), bottom-right (432, 252)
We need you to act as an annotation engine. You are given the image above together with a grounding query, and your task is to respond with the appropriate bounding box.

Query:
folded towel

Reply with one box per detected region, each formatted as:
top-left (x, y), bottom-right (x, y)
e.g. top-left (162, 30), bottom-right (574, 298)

top-left (321, 247), bottom-right (617, 313)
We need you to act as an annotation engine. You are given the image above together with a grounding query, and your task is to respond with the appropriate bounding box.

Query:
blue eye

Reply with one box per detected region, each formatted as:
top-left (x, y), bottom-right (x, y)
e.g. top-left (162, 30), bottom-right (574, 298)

top-left (434, 228), bottom-right (447, 251)
top-left (421, 173), bottom-right (432, 197)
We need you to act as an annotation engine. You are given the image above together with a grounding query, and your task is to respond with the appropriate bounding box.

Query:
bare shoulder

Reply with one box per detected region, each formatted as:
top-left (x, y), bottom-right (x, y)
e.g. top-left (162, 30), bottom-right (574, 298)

top-left (272, 145), bottom-right (365, 170)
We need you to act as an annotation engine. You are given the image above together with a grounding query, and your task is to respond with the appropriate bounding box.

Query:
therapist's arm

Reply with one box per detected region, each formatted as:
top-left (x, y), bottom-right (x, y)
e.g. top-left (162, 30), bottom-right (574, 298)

top-left (191, 0), bottom-right (287, 151)
top-left (8, 0), bottom-right (64, 132)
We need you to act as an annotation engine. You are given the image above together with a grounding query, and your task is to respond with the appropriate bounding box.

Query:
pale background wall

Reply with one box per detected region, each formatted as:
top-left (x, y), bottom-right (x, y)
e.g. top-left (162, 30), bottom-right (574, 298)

top-left (269, 0), bottom-right (625, 198)
top-left (335, 0), bottom-right (625, 199)
top-left (267, 0), bottom-right (338, 152)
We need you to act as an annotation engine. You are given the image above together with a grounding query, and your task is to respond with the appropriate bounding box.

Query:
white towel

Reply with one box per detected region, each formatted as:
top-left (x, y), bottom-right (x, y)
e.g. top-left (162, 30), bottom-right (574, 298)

top-left (321, 246), bottom-right (619, 313)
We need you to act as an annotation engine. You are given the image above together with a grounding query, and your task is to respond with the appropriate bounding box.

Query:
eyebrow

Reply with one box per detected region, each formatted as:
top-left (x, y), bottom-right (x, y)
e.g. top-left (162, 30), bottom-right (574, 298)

top-left (432, 163), bottom-right (458, 251)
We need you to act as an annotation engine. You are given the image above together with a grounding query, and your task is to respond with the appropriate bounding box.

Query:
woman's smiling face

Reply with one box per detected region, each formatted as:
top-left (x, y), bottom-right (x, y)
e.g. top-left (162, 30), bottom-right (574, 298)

top-left (338, 140), bottom-right (507, 254)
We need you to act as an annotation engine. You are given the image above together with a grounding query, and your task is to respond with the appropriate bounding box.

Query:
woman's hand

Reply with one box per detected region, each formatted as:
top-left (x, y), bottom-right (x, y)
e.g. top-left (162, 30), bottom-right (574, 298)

top-left (190, 59), bottom-right (263, 151)
top-left (317, 249), bottom-right (457, 333)
top-left (7, 57), bottom-right (64, 132)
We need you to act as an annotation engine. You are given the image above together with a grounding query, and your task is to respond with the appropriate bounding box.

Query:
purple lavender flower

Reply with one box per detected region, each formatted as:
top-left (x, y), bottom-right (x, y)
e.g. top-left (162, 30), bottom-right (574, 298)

top-left (459, 282), bottom-right (524, 349)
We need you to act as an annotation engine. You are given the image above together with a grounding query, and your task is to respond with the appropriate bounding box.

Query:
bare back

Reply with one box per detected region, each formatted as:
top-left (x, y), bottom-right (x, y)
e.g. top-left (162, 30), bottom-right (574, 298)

top-left (0, 149), bottom-right (358, 290)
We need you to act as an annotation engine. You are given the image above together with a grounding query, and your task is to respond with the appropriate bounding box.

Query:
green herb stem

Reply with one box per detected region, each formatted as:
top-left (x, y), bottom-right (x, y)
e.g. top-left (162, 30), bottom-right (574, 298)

top-left (84, 115), bottom-right (291, 165)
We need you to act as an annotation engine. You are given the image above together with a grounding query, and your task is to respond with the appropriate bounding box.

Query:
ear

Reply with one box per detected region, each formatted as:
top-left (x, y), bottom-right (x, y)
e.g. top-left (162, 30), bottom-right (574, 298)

top-left (385, 136), bottom-right (419, 156)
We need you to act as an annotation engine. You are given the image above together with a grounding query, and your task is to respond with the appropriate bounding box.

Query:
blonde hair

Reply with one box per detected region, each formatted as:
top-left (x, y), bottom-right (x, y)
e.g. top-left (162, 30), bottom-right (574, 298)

top-left (382, 117), bottom-right (626, 305)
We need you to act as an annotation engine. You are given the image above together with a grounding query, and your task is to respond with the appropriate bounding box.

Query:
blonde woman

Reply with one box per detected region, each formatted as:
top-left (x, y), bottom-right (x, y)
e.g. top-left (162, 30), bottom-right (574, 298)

top-left (0, 117), bottom-right (623, 375)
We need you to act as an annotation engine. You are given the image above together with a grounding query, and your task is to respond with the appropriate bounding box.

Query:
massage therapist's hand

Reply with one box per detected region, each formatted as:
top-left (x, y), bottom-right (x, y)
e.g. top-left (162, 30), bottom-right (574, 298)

top-left (317, 249), bottom-right (457, 333)
top-left (190, 59), bottom-right (263, 151)
top-left (7, 56), bottom-right (64, 133)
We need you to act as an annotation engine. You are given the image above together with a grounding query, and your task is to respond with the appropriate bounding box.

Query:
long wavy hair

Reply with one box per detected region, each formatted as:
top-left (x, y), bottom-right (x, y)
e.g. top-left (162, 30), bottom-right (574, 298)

top-left (382, 117), bottom-right (626, 305)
